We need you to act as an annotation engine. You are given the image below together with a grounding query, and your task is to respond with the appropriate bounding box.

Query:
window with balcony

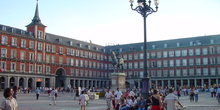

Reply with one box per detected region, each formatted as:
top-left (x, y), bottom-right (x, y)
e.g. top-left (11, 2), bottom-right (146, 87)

top-left (52, 56), bottom-right (55, 63)
top-left (29, 52), bottom-right (34, 61)
top-left (210, 68), bottom-right (216, 75)
top-left (189, 59), bottom-right (194, 66)
top-left (29, 41), bottom-right (34, 49)
top-left (76, 50), bottom-right (80, 56)
top-left (203, 68), bottom-right (208, 76)
top-left (189, 49), bottom-right (194, 56)
top-left (163, 60), bottom-right (168, 67)
top-left (21, 40), bottom-right (26, 48)
top-left (169, 60), bottom-right (174, 67)
top-left (157, 70), bottom-right (162, 77)
top-left (123, 54), bottom-right (127, 60)
top-left (11, 38), bottom-right (17, 46)
top-left (151, 52), bottom-right (156, 58)
top-left (157, 52), bottom-right (161, 58)
top-left (182, 59), bottom-right (187, 66)
top-left (176, 69), bottom-right (181, 76)
top-left (11, 63), bottom-right (16, 71)
top-left (157, 61), bottom-right (161, 67)
top-left (37, 43), bottom-right (43, 51)
top-left (189, 69), bottom-right (194, 76)
top-left (210, 57), bottom-right (215, 64)
top-left (195, 48), bottom-right (200, 55)
top-left (124, 63), bottom-right (127, 69)
top-left (29, 64), bottom-right (33, 73)
top-left (128, 63), bottom-right (132, 69)
top-left (20, 51), bottom-right (25, 60)
top-left (182, 69), bottom-right (187, 76)
top-left (80, 60), bottom-right (84, 67)
top-left (134, 54), bottom-right (138, 59)
top-left (134, 62), bottom-right (138, 69)
top-left (20, 63), bottom-right (25, 72)
top-left (1, 61), bottom-right (6, 71)
top-left (52, 45), bottom-right (56, 53)
top-left (11, 50), bottom-right (16, 58)
top-left (140, 71), bottom-right (144, 78)
top-left (170, 70), bottom-right (174, 76)
top-left (71, 69), bottom-right (74, 76)
top-left (59, 57), bottom-right (63, 64)
top-left (169, 51), bottom-right (174, 57)
top-left (202, 48), bottom-right (208, 55)
top-left (163, 51), bottom-right (167, 58)
top-left (182, 50), bottom-right (187, 56)
top-left (46, 44), bottom-right (50, 52)
top-left (46, 66), bottom-right (50, 74)
top-left (128, 54), bottom-right (132, 60)
top-left (139, 62), bottom-right (143, 68)
top-left (176, 59), bottom-right (180, 66)
top-left (196, 68), bottom-right (201, 76)
top-left (175, 50), bottom-right (180, 57)
top-left (1, 48), bottom-right (7, 57)
top-left (93, 53), bottom-right (96, 59)
top-left (71, 59), bottom-right (74, 66)
top-left (46, 55), bottom-right (50, 63)
top-left (196, 58), bottom-right (201, 65)
top-left (151, 71), bottom-right (156, 77)
top-left (203, 58), bottom-right (208, 65)
top-left (37, 53), bottom-right (42, 62)
top-left (1, 36), bottom-right (8, 44)
top-left (163, 70), bottom-right (168, 77)
top-left (209, 46), bottom-right (215, 54)
top-left (59, 47), bottom-right (63, 54)
top-left (37, 65), bottom-right (42, 74)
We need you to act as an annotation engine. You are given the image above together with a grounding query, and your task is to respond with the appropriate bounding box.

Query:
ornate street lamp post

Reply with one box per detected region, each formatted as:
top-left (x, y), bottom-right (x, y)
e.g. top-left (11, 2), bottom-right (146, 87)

top-left (129, 0), bottom-right (159, 98)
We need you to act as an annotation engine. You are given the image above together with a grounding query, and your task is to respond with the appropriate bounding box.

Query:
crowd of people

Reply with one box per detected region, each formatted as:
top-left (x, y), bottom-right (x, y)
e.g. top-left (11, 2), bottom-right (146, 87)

top-left (1, 85), bottom-right (220, 110)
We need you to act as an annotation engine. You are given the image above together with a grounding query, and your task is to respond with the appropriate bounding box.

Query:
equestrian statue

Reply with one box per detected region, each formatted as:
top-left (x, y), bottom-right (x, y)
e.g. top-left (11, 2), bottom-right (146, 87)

top-left (111, 49), bottom-right (124, 73)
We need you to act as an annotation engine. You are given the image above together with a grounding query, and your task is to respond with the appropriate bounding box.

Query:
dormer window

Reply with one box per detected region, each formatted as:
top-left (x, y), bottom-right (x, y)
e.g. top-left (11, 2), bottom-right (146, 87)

top-left (177, 42), bottom-right (180, 47)
top-left (58, 38), bottom-right (62, 43)
top-left (2, 26), bottom-right (6, 31)
top-left (164, 44), bottom-right (167, 48)
top-left (141, 46), bottom-right (144, 50)
top-left (103, 49), bottom-right (106, 52)
top-left (96, 47), bottom-right (99, 51)
top-left (211, 39), bottom-right (214, 44)
top-left (196, 41), bottom-right (201, 45)
top-left (119, 48), bottom-right (122, 52)
top-left (78, 43), bottom-right (82, 47)
top-left (152, 45), bottom-right (155, 49)
top-left (69, 41), bottom-right (73, 46)
top-left (88, 45), bottom-right (90, 49)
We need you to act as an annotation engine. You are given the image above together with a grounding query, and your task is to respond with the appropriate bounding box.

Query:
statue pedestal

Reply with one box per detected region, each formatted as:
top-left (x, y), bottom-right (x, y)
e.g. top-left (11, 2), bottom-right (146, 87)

top-left (111, 73), bottom-right (126, 92)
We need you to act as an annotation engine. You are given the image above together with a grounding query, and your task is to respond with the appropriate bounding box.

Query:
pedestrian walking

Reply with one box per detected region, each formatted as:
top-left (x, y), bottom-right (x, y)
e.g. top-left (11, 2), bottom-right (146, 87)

top-left (0, 88), bottom-right (18, 110)
top-left (163, 88), bottom-right (184, 110)
top-left (35, 88), bottom-right (41, 100)
top-left (189, 90), bottom-right (194, 102)
top-left (79, 91), bottom-right (86, 110)
top-left (105, 89), bottom-right (112, 110)
top-left (111, 91), bottom-right (116, 109)
top-left (49, 88), bottom-right (56, 105)
top-left (114, 88), bottom-right (123, 110)
top-left (194, 88), bottom-right (199, 102)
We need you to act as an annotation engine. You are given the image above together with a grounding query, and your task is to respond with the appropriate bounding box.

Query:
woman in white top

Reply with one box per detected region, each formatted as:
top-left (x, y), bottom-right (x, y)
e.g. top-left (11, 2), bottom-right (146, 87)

top-left (1, 88), bottom-right (18, 110)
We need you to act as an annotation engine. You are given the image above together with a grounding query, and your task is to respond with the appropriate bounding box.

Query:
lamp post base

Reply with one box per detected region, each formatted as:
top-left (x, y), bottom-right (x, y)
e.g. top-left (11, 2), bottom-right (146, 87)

top-left (141, 77), bottom-right (150, 99)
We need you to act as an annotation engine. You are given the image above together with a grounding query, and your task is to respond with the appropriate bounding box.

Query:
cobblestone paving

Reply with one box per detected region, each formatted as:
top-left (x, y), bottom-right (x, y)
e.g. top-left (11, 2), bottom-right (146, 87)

top-left (0, 91), bottom-right (220, 110)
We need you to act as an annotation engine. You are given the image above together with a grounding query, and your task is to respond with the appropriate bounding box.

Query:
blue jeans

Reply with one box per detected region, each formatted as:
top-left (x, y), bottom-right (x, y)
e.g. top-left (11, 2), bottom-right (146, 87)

top-left (194, 94), bottom-right (198, 102)
top-left (138, 107), bottom-right (146, 110)
top-left (120, 105), bottom-right (130, 110)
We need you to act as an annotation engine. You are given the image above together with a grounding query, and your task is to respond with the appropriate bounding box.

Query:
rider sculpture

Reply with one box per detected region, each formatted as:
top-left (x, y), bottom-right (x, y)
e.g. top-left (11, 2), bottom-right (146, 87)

top-left (111, 49), bottom-right (124, 73)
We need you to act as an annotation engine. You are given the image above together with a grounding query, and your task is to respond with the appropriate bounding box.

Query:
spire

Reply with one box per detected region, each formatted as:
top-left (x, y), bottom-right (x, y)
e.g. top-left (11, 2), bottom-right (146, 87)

top-left (27, 0), bottom-right (46, 27)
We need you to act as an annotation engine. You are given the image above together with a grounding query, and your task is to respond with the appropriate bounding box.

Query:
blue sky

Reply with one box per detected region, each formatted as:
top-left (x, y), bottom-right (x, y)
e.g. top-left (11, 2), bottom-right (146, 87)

top-left (1, 0), bottom-right (220, 46)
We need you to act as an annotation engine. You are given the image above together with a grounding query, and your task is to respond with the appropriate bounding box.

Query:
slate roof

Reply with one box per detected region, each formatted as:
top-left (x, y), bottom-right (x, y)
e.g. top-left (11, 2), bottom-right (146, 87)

top-left (105, 34), bottom-right (220, 53)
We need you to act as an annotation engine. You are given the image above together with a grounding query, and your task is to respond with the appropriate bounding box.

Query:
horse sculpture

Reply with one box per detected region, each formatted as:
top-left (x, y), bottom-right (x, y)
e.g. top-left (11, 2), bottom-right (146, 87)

top-left (111, 50), bottom-right (124, 73)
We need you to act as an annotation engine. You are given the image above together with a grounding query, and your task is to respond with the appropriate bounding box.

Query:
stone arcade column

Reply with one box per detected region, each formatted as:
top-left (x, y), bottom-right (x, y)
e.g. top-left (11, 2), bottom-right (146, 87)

top-left (111, 73), bottom-right (126, 92)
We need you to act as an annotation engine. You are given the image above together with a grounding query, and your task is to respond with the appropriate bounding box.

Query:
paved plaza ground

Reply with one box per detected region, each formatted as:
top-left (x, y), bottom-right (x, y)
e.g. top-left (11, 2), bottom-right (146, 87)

top-left (0, 91), bottom-right (220, 110)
